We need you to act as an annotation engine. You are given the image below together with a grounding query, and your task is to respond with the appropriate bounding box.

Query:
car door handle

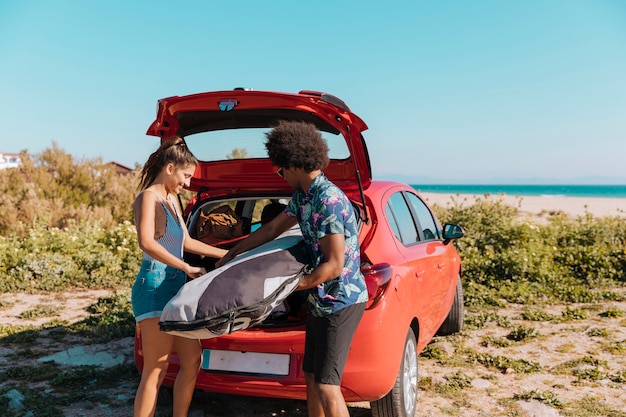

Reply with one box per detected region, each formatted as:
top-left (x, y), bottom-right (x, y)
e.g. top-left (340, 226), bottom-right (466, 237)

top-left (437, 262), bottom-right (445, 269)
top-left (415, 271), bottom-right (425, 280)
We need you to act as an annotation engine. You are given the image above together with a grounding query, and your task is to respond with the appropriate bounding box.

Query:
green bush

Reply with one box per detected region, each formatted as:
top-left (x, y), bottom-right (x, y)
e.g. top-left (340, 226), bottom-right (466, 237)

top-left (433, 195), bottom-right (626, 306)
top-left (0, 220), bottom-right (139, 292)
top-left (0, 144), bottom-right (143, 291)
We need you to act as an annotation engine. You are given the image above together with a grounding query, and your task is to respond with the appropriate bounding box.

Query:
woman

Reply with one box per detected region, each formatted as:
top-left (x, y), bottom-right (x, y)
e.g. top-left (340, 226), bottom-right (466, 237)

top-left (132, 137), bottom-right (227, 417)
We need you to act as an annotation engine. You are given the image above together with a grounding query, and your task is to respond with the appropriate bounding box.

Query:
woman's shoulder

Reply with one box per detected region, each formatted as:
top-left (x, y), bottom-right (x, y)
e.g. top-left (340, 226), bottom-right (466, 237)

top-left (134, 189), bottom-right (161, 208)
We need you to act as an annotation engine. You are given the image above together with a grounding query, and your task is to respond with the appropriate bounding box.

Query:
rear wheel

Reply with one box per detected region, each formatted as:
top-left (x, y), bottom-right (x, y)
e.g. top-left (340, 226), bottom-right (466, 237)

top-left (370, 329), bottom-right (418, 417)
top-left (436, 275), bottom-right (464, 336)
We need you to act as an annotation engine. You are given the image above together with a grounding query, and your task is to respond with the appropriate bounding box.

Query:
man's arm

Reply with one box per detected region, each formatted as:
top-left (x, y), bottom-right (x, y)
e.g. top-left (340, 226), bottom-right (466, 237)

top-left (215, 212), bottom-right (298, 267)
top-left (296, 233), bottom-right (345, 290)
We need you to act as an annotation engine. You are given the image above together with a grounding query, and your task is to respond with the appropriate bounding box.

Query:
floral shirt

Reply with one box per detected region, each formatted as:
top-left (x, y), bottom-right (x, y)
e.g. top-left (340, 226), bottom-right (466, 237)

top-left (286, 173), bottom-right (368, 317)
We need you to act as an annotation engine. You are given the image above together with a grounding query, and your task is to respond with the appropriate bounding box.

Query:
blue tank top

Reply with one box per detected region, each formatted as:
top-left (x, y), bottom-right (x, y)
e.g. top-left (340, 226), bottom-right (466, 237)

top-left (142, 192), bottom-right (185, 262)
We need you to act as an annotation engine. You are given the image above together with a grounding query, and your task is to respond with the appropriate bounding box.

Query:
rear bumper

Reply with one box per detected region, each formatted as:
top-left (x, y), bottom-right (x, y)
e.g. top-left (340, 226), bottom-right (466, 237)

top-left (136, 304), bottom-right (407, 402)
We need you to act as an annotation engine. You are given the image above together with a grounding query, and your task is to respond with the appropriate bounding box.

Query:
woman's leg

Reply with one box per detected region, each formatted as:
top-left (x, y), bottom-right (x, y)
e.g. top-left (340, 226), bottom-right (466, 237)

top-left (172, 336), bottom-right (202, 417)
top-left (134, 318), bottom-right (174, 417)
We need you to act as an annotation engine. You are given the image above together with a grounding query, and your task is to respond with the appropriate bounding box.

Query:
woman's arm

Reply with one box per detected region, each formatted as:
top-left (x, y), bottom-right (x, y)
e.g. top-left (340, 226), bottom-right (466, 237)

top-left (182, 233), bottom-right (228, 259)
top-left (171, 198), bottom-right (228, 259)
top-left (134, 192), bottom-right (206, 279)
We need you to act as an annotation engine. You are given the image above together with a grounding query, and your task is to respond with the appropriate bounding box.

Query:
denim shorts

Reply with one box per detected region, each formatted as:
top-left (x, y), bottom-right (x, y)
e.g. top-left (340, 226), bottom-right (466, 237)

top-left (132, 260), bottom-right (187, 323)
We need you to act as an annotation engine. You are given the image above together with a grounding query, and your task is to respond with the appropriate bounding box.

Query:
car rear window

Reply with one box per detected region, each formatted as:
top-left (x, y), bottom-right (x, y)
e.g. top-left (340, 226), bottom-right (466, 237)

top-left (183, 128), bottom-right (350, 162)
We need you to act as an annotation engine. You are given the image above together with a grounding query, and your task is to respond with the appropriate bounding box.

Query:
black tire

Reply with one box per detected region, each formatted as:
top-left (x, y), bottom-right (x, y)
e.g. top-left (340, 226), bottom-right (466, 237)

top-left (370, 329), bottom-right (418, 417)
top-left (436, 275), bottom-right (464, 336)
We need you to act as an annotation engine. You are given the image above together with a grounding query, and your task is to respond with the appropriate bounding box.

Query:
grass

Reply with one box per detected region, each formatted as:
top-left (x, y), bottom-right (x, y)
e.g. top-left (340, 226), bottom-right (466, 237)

top-left (0, 364), bottom-right (138, 417)
top-left (18, 305), bottom-right (59, 319)
top-left (440, 371), bottom-right (473, 392)
top-left (0, 292), bottom-right (138, 417)
top-left (602, 307), bottom-right (625, 318)
top-left (421, 287), bottom-right (626, 416)
top-left (481, 336), bottom-right (513, 348)
top-left (561, 396), bottom-right (626, 417)
top-left (519, 307), bottom-right (556, 321)
top-left (506, 325), bottom-right (539, 341)
top-left (467, 351), bottom-right (543, 374)
top-left (463, 311), bottom-right (512, 330)
top-left (586, 327), bottom-right (610, 337)
top-left (604, 339), bottom-right (626, 354)
top-left (513, 389), bottom-right (563, 408)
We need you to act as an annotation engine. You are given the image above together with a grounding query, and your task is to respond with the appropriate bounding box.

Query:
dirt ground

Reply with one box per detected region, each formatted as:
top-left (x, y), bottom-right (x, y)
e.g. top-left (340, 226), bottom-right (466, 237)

top-left (1, 289), bottom-right (626, 417)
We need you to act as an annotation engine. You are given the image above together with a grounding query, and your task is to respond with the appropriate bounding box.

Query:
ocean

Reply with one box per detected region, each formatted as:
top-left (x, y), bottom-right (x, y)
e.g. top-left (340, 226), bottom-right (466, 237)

top-left (410, 184), bottom-right (626, 199)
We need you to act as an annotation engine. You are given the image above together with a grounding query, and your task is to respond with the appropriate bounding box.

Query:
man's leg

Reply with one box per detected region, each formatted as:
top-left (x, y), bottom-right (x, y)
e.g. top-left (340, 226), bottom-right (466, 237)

top-left (305, 372), bottom-right (325, 417)
top-left (306, 371), bottom-right (349, 417)
top-left (303, 303), bottom-right (365, 417)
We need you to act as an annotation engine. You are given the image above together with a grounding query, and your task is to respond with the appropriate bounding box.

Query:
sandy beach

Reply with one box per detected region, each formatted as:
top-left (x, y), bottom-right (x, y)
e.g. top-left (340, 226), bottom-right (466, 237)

top-left (419, 192), bottom-right (626, 219)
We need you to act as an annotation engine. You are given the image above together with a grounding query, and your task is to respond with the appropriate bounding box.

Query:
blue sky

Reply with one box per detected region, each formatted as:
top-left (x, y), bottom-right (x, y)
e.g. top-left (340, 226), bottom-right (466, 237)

top-left (1, 1), bottom-right (625, 183)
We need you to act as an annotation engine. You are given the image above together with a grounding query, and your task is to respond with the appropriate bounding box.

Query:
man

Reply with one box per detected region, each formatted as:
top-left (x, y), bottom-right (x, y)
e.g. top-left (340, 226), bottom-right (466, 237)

top-left (216, 120), bottom-right (368, 417)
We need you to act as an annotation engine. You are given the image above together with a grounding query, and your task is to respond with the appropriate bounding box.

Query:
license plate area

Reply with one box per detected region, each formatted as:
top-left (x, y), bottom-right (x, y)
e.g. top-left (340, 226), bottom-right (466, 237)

top-left (201, 349), bottom-right (290, 376)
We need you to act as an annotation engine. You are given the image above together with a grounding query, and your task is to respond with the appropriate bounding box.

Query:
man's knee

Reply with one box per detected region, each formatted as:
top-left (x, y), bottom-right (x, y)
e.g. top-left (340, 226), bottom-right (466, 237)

top-left (313, 381), bottom-right (342, 399)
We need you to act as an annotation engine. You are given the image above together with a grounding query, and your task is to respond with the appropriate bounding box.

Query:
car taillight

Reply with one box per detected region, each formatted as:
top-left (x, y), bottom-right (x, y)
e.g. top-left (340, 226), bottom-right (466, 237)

top-left (361, 263), bottom-right (392, 308)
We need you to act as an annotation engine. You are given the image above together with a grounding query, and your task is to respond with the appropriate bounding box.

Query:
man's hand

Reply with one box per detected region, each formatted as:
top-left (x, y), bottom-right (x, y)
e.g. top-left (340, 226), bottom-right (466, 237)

top-left (215, 251), bottom-right (236, 268)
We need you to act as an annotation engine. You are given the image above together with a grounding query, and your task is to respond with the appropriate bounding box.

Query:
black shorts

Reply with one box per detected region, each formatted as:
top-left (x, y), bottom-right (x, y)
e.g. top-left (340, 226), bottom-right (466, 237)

top-left (302, 302), bottom-right (365, 386)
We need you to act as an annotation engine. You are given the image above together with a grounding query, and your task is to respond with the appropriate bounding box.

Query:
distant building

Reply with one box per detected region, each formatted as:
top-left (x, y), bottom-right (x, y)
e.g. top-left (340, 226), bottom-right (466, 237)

top-left (0, 153), bottom-right (22, 170)
top-left (107, 161), bottom-right (134, 175)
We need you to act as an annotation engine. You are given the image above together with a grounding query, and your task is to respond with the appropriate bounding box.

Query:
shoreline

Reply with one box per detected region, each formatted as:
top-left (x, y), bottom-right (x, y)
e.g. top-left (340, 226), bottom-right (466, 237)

top-left (418, 192), bottom-right (626, 218)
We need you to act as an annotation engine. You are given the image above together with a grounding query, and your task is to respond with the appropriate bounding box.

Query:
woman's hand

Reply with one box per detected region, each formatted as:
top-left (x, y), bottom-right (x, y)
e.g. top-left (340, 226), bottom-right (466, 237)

top-left (185, 264), bottom-right (207, 279)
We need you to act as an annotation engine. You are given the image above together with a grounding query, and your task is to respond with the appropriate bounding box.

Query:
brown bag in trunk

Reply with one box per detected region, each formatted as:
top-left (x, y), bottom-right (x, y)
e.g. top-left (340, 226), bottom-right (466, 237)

top-left (197, 205), bottom-right (243, 245)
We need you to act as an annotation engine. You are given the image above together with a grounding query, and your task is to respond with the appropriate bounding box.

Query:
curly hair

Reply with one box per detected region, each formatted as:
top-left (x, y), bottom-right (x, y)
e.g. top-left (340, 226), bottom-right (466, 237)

top-left (137, 137), bottom-right (198, 191)
top-left (264, 120), bottom-right (329, 172)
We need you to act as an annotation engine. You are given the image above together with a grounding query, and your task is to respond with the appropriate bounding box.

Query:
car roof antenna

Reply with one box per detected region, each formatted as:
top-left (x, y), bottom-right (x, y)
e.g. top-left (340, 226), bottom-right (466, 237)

top-left (346, 125), bottom-right (370, 225)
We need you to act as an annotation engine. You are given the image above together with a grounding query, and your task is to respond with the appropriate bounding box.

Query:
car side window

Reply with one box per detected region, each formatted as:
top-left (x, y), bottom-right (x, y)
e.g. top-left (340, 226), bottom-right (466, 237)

top-left (405, 192), bottom-right (439, 241)
top-left (387, 192), bottom-right (419, 245)
top-left (385, 202), bottom-right (402, 242)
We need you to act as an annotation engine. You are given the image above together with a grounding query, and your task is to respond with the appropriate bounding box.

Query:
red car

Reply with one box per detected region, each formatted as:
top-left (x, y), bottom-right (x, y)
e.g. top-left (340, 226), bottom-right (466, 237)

top-left (135, 88), bottom-right (465, 417)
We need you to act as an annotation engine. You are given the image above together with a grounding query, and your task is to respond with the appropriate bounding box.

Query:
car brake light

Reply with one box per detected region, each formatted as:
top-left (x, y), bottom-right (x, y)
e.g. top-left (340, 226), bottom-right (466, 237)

top-left (361, 263), bottom-right (392, 308)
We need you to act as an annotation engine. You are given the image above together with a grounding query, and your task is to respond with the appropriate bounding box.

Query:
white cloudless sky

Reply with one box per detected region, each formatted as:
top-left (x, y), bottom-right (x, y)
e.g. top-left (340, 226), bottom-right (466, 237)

top-left (1, 0), bottom-right (625, 183)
